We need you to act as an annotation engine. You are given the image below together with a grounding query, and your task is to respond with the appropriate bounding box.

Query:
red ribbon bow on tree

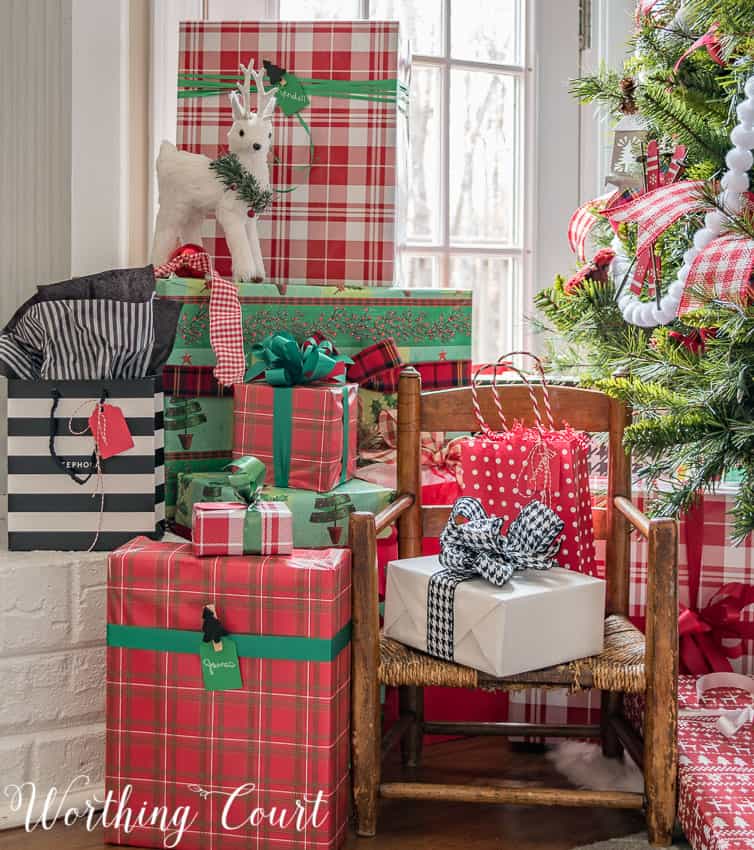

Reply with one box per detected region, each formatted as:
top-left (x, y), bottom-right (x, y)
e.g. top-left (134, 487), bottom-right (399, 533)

top-left (679, 499), bottom-right (754, 675)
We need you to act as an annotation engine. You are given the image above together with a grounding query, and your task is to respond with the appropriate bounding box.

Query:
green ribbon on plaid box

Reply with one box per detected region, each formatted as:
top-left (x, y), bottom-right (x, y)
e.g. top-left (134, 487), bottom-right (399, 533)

top-left (107, 621), bottom-right (351, 662)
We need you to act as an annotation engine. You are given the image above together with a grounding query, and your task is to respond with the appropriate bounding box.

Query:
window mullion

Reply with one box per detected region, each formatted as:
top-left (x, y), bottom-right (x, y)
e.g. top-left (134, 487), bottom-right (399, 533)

top-left (440, 0), bottom-right (451, 288)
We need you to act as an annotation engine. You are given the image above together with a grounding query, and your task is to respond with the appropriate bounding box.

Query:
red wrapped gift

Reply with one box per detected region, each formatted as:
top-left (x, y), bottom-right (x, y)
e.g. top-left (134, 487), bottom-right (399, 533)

top-left (233, 382), bottom-right (358, 492)
top-left (106, 538), bottom-right (350, 850)
top-left (176, 21), bottom-right (406, 287)
top-left (192, 500), bottom-right (293, 557)
top-left (457, 355), bottom-right (596, 575)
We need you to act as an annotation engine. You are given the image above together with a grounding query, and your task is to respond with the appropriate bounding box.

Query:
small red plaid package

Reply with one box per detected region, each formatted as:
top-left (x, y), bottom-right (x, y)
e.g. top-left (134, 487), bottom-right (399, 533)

top-left (233, 381), bottom-right (358, 492)
top-left (457, 354), bottom-right (596, 575)
top-left (192, 500), bottom-right (293, 556)
top-left (106, 538), bottom-right (351, 850)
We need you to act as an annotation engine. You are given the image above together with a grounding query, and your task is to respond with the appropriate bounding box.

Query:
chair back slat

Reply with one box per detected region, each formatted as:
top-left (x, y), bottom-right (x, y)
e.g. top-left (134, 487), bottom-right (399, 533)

top-left (422, 504), bottom-right (609, 541)
top-left (420, 385), bottom-right (611, 434)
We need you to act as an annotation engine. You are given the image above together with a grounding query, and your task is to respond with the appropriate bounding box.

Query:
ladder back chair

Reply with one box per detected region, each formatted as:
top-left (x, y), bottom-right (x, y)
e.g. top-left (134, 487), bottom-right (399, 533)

top-left (349, 367), bottom-right (679, 847)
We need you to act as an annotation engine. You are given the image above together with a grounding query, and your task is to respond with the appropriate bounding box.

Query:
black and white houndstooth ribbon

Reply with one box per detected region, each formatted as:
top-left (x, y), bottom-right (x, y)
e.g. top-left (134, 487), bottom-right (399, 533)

top-left (426, 497), bottom-right (565, 661)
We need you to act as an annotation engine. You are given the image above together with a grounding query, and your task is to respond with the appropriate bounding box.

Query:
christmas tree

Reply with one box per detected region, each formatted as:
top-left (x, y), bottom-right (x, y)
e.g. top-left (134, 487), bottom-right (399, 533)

top-left (535, 0), bottom-right (754, 541)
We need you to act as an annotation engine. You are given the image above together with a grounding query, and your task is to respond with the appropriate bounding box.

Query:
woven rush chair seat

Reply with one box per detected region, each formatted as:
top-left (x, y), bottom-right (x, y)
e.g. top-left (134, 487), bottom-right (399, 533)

top-left (379, 614), bottom-right (646, 693)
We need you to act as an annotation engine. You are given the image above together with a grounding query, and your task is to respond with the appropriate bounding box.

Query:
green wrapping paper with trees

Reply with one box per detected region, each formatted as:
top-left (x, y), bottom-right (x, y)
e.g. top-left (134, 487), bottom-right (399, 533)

top-left (175, 473), bottom-right (395, 548)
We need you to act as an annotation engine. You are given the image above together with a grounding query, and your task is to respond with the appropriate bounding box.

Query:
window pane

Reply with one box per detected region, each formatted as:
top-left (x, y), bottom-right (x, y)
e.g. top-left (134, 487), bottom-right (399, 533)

top-left (401, 253), bottom-right (439, 289)
top-left (407, 65), bottom-right (442, 242)
top-left (449, 255), bottom-right (520, 362)
top-left (449, 70), bottom-right (517, 245)
top-left (279, 0), bottom-right (361, 18)
top-left (370, 0), bottom-right (443, 57)
top-left (451, 0), bottom-right (522, 65)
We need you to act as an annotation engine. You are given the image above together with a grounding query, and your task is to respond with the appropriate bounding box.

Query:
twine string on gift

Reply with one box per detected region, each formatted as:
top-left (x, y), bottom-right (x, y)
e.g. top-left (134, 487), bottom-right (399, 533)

top-left (67, 396), bottom-right (108, 552)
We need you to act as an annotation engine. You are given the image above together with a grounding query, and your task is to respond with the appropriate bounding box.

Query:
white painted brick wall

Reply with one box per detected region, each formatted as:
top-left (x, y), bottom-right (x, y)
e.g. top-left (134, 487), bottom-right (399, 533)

top-left (0, 548), bottom-right (109, 829)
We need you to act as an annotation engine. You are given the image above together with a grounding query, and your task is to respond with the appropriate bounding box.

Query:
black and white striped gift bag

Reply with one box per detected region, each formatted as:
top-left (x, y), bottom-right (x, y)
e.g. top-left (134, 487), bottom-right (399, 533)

top-left (7, 379), bottom-right (165, 551)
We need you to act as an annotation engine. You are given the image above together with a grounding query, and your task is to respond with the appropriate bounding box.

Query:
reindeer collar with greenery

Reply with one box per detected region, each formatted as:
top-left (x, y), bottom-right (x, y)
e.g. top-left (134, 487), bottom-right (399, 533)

top-left (209, 152), bottom-right (274, 215)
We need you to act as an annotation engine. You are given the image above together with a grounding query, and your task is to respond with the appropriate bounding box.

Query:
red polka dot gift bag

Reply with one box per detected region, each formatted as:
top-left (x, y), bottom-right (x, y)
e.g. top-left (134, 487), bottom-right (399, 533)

top-left (457, 353), bottom-right (596, 576)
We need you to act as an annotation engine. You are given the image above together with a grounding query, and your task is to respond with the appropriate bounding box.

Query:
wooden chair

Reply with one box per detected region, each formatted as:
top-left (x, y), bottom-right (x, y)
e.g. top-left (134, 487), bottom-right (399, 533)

top-left (349, 368), bottom-right (679, 846)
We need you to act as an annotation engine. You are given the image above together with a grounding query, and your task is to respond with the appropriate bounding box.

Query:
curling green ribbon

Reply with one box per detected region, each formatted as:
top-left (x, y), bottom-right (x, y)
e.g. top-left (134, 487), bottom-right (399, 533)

top-left (246, 332), bottom-right (352, 387)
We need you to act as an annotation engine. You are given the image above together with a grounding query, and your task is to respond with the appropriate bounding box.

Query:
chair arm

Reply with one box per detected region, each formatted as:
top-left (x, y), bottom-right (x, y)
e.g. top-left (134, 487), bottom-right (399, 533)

top-left (614, 495), bottom-right (651, 538)
top-left (374, 493), bottom-right (415, 534)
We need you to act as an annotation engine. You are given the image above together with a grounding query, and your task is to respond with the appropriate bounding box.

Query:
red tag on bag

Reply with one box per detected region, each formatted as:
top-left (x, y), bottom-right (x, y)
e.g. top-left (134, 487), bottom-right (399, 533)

top-left (88, 403), bottom-right (134, 459)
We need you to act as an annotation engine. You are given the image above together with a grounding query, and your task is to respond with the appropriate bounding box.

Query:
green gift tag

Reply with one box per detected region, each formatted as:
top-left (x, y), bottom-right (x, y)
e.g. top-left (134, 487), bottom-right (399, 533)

top-left (199, 638), bottom-right (243, 691)
top-left (275, 73), bottom-right (310, 115)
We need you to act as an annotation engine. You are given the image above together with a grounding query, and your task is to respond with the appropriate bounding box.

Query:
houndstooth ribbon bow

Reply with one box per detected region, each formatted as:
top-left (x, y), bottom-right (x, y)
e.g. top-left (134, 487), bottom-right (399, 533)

top-left (439, 497), bottom-right (565, 586)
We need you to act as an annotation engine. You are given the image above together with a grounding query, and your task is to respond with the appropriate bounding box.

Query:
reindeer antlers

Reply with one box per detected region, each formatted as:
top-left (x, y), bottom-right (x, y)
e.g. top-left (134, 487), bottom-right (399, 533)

top-left (236, 57), bottom-right (277, 120)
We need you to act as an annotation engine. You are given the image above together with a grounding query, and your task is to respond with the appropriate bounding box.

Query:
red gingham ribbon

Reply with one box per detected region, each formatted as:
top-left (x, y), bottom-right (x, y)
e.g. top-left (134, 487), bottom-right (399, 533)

top-left (567, 190), bottom-right (620, 262)
top-left (608, 180), bottom-right (706, 258)
top-left (678, 233), bottom-right (754, 314)
top-left (155, 250), bottom-right (245, 386)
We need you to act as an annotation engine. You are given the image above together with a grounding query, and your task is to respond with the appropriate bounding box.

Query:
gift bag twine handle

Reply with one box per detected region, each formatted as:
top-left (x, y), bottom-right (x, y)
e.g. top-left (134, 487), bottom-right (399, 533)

top-left (496, 351), bottom-right (556, 432)
top-left (48, 388), bottom-right (108, 485)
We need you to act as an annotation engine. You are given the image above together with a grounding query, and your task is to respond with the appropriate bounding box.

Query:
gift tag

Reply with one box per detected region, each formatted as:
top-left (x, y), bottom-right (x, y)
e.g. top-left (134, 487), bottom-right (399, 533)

top-left (199, 638), bottom-right (243, 691)
top-left (88, 403), bottom-right (134, 459)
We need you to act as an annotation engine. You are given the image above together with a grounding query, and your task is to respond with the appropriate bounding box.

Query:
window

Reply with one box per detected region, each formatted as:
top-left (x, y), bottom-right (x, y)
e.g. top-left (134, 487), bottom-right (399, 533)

top-left (151, 0), bottom-right (580, 363)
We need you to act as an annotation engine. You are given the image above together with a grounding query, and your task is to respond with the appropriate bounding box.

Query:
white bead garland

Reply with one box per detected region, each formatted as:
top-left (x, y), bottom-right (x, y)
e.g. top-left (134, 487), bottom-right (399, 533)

top-left (614, 73), bottom-right (754, 327)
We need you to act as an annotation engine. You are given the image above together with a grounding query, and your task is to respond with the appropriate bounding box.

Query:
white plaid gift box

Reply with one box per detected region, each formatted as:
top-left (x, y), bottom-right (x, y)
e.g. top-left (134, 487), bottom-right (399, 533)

top-left (177, 21), bottom-right (407, 287)
top-left (192, 500), bottom-right (293, 556)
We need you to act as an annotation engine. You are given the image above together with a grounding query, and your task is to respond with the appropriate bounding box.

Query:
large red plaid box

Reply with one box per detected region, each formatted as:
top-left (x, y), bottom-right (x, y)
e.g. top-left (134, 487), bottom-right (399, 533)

top-left (177, 21), bottom-right (406, 286)
top-left (233, 382), bottom-right (358, 492)
top-left (105, 537), bottom-right (351, 850)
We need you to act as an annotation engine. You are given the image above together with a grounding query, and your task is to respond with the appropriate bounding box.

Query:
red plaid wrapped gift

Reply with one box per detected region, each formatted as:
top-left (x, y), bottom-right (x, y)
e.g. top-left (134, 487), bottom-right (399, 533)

top-left (192, 500), bottom-right (293, 556)
top-left (177, 21), bottom-right (406, 286)
top-left (233, 382), bottom-right (358, 492)
top-left (457, 358), bottom-right (597, 575)
top-left (106, 538), bottom-right (351, 850)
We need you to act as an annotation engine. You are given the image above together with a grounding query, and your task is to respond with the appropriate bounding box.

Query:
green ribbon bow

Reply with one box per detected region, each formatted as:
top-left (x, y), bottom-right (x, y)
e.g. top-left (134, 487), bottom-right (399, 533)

top-left (246, 332), bottom-right (353, 386)
top-left (200, 456), bottom-right (267, 504)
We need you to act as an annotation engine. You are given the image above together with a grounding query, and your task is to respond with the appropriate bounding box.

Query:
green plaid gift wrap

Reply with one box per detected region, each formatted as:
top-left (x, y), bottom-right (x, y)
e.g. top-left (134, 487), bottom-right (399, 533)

top-left (156, 279), bottom-right (473, 367)
top-left (164, 394), bottom-right (233, 518)
top-left (105, 537), bottom-right (351, 850)
top-left (176, 474), bottom-right (395, 548)
top-left (233, 382), bottom-right (358, 493)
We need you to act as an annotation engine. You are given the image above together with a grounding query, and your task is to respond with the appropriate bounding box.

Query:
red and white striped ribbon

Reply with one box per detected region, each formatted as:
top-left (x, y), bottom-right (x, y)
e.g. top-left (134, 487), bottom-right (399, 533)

top-left (567, 190), bottom-right (620, 262)
top-left (154, 251), bottom-right (245, 386)
top-left (678, 232), bottom-right (754, 314)
top-left (608, 180), bottom-right (706, 258)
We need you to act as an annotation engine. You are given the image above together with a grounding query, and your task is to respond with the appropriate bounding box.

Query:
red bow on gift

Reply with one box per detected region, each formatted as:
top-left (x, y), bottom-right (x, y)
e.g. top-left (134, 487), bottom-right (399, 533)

top-left (154, 245), bottom-right (245, 387)
top-left (679, 498), bottom-right (754, 675)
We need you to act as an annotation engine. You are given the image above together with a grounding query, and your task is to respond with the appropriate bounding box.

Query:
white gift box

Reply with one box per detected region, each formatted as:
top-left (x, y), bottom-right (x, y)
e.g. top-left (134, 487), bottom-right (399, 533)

top-left (383, 555), bottom-right (606, 678)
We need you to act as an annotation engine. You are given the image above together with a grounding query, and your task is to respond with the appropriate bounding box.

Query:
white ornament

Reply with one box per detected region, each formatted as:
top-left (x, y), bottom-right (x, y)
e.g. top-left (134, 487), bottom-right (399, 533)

top-left (613, 73), bottom-right (754, 327)
top-left (152, 58), bottom-right (278, 282)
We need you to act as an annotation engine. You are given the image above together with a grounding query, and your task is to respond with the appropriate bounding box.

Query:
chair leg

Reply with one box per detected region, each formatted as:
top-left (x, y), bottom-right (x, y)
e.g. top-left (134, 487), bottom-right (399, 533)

top-left (601, 691), bottom-right (624, 759)
top-left (352, 676), bottom-right (381, 837)
top-left (399, 685), bottom-right (424, 768)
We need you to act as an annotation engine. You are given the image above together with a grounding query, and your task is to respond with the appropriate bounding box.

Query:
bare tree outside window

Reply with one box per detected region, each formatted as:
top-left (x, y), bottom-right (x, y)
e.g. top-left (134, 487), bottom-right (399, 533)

top-left (280, 0), bottom-right (526, 361)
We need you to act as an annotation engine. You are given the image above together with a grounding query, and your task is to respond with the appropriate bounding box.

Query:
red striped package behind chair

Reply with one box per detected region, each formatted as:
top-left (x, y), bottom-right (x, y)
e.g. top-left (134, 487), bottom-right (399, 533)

top-left (456, 354), bottom-right (596, 576)
top-left (106, 538), bottom-right (351, 850)
top-left (177, 20), bottom-right (407, 286)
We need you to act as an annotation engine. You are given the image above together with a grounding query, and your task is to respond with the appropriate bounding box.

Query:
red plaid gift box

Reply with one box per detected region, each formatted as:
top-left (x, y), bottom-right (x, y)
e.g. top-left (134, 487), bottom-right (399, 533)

top-left (106, 538), bottom-right (350, 850)
top-left (192, 500), bottom-right (293, 556)
top-left (177, 21), bottom-right (406, 286)
top-left (233, 382), bottom-right (358, 492)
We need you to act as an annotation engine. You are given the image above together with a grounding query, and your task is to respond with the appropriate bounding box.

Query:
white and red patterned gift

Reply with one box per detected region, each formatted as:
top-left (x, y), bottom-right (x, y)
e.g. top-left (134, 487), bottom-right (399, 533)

top-left (177, 21), bottom-right (406, 286)
top-left (192, 500), bottom-right (293, 556)
top-left (457, 357), bottom-right (596, 575)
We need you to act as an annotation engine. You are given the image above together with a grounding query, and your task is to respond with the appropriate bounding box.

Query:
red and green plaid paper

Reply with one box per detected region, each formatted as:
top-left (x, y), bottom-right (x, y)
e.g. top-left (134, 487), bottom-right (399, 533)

top-left (192, 500), bottom-right (293, 556)
top-left (106, 538), bottom-right (350, 850)
top-left (177, 21), bottom-right (404, 286)
top-left (233, 382), bottom-right (358, 493)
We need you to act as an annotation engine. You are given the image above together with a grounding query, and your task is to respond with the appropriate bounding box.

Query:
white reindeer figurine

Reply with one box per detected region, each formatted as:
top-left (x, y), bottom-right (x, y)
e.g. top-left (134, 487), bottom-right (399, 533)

top-left (152, 59), bottom-right (277, 282)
